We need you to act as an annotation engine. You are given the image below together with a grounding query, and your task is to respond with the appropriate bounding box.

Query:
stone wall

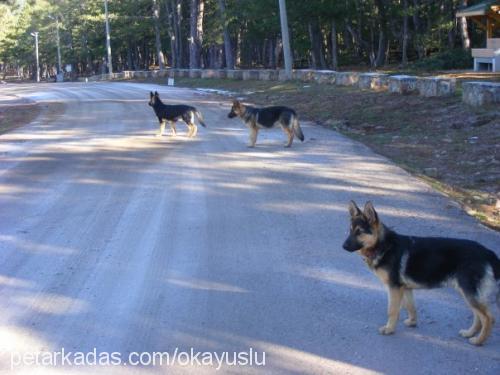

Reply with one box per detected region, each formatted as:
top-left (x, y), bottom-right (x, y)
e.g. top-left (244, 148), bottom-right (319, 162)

top-left (81, 68), bottom-right (499, 106)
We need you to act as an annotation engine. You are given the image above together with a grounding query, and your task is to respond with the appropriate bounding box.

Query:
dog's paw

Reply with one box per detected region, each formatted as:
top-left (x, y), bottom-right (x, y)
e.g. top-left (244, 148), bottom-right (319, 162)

top-left (468, 336), bottom-right (484, 346)
top-left (155, 134), bottom-right (162, 137)
top-left (247, 144), bottom-right (255, 148)
top-left (459, 329), bottom-right (475, 338)
top-left (404, 318), bottom-right (417, 327)
top-left (378, 325), bottom-right (395, 335)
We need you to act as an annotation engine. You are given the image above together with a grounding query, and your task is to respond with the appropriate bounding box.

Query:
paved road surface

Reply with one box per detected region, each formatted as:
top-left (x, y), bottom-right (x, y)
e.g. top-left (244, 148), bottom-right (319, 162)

top-left (0, 82), bottom-right (499, 374)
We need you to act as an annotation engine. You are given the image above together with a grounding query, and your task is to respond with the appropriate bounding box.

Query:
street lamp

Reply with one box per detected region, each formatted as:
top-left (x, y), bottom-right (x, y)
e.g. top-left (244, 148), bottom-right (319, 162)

top-left (48, 14), bottom-right (62, 75)
top-left (30, 31), bottom-right (40, 82)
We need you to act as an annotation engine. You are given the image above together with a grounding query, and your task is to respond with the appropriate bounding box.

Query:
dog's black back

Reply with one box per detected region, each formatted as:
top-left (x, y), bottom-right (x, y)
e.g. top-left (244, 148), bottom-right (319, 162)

top-left (375, 231), bottom-right (500, 292)
top-left (253, 106), bottom-right (296, 128)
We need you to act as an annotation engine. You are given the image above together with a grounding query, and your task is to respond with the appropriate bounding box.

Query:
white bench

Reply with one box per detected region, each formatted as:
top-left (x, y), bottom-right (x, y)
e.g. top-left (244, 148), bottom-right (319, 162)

top-left (472, 38), bottom-right (500, 72)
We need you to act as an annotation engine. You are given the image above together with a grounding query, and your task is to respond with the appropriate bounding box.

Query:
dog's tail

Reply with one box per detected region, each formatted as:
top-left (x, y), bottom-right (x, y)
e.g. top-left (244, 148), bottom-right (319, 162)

top-left (195, 110), bottom-right (207, 127)
top-left (492, 254), bottom-right (500, 309)
top-left (292, 115), bottom-right (304, 142)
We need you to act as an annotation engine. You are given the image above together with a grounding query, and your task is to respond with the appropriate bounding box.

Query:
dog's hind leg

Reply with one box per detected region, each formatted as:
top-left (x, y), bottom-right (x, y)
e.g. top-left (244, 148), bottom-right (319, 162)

top-left (282, 126), bottom-right (294, 148)
top-left (460, 290), bottom-right (493, 345)
top-left (185, 123), bottom-right (193, 137)
top-left (379, 287), bottom-right (404, 335)
top-left (469, 303), bottom-right (493, 346)
top-left (191, 123), bottom-right (198, 137)
top-left (459, 310), bottom-right (481, 338)
top-left (403, 289), bottom-right (417, 327)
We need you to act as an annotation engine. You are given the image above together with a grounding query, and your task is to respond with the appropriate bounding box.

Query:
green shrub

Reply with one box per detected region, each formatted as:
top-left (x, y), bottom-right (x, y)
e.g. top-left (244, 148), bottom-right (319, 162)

top-left (412, 49), bottom-right (473, 71)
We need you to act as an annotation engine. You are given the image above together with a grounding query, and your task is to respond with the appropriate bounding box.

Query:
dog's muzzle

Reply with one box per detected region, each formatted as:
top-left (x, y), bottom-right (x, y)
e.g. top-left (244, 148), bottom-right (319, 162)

top-left (228, 112), bottom-right (237, 118)
top-left (342, 237), bottom-right (360, 252)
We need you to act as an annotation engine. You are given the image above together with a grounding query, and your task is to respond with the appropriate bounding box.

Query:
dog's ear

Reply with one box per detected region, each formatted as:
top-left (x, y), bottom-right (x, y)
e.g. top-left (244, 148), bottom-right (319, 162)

top-left (363, 201), bottom-right (379, 225)
top-left (154, 91), bottom-right (159, 96)
top-left (233, 99), bottom-right (240, 106)
top-left (348, 200), bottom-right (362, 218)
top-left (150, 91), bottom-right (154, 97)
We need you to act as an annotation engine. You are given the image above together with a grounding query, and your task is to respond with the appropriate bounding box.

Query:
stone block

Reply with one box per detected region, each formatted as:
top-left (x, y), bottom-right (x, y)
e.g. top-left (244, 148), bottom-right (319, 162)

top-left (336, 72), bottom-right (360, 86)
top-left (462, 81), bottom-right (500, 106)
top-left (389, 75), bottom-right (418, 94)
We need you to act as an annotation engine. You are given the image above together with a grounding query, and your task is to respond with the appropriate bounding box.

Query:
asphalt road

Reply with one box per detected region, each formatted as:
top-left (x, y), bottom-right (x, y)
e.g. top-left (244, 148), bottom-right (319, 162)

top-left (0, 82), bottom-right (499, 374)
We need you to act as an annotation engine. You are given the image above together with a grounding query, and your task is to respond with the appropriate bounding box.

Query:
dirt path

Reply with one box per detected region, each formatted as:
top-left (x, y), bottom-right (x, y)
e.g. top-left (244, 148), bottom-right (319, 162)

top-left (0, 82), bottom-right (499, 374)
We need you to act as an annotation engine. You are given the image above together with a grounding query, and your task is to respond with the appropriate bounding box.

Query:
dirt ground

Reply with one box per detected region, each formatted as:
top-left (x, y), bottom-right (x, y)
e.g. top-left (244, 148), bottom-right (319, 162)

top-left (153, 77), bottom-right (499, 229)
top-left (0, 103), bottom-right (42, 135)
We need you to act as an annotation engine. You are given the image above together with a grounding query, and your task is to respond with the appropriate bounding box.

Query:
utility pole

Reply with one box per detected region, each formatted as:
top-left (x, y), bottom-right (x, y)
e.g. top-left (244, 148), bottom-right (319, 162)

top-left (104, 0), bottom-right (113, 74)
top-left (55, 17), bottom-right (62, 74)
top-left (278, 0), bottom-right (292, 79)
top-left (30, 32), bottom-right (40, 82)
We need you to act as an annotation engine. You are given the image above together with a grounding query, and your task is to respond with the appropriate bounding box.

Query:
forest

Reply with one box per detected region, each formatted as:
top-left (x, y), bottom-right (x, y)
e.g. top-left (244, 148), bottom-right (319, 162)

top-left (0, 0), bottom-right (489, 79)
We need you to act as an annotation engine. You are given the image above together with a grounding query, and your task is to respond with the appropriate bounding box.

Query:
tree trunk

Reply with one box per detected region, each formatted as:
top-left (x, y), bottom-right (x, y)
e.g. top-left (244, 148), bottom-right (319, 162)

top-left (268, 38), bottom-right (276, 68)
top-left (217, 0), bottom-right (234, 69)
top-left (152, 0), bottom-right (165, 69)
top-left (402, 0), bottom-right (409, 65)
top-left (236, 27), bottom-right (242, 67)
top-left (189, 0), bottom-right (205, 69)
top-left (127, 42), bottom-right (133, 70)
top-left (165, 0), bottom-right (177, 68)
top-left (331, 20), bottom-right (338, 70)
top-left (167, 0), bottom-right (184, 68)
top-left (308, 22), bottom-right (320, 68)
top-left (374, 0), bottom-right (388, 67)
top-left (275, 38), bottom-right (283, 68)
top-left (459, 0), bottom-right (470, 49)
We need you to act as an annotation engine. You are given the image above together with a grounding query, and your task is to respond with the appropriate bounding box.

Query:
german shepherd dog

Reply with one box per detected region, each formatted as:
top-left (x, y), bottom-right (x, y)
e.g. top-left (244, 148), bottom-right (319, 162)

top-left (227, 100), bottom-right (304, 148)
top-left (148, 91), bottom-right (206, 137)
top-left (343, 201), bottom-right (499, 346)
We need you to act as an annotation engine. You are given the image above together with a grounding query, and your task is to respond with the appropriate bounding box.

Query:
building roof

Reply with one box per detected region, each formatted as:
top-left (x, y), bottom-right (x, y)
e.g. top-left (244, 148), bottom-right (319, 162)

top-left (456, 1), bottom-right (499, 18)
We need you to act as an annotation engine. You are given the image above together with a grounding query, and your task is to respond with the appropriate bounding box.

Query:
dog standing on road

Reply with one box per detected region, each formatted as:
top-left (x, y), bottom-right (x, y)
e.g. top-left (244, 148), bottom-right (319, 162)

top-left (148, 91), bottom-right (206, 137)
top-left (342, 200), bottom-right (499, 346)
top-left (227, 100), bottom-right (304, 148)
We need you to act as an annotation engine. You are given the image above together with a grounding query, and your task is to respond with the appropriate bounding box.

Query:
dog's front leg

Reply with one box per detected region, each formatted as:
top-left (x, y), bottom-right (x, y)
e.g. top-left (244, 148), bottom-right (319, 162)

top-left (248, 126), bottom-right (258, 148)
top-left (157, 120), bottom-right (166, 137)
top-left (170, 121), bottom-right (177, 136)
top-left (379, 287), bottom-right (404, 335)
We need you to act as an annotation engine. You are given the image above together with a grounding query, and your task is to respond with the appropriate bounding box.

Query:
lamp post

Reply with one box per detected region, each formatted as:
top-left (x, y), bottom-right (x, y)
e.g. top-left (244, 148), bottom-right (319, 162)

top-left (278, 0), bottom-right (292, 79)
top-left (104, 0), bottom-right (113, 74)
top-left (30, 32), bottom-right (40, 82)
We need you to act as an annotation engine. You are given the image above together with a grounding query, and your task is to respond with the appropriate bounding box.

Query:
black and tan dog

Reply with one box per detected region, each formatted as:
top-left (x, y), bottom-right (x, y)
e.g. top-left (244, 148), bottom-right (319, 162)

top-left (148, 91), bottom-right (206, 137)
top-left (343, 201), bottom-right (499, 346)
top-left (227, 100), bottom-right (304, 148)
